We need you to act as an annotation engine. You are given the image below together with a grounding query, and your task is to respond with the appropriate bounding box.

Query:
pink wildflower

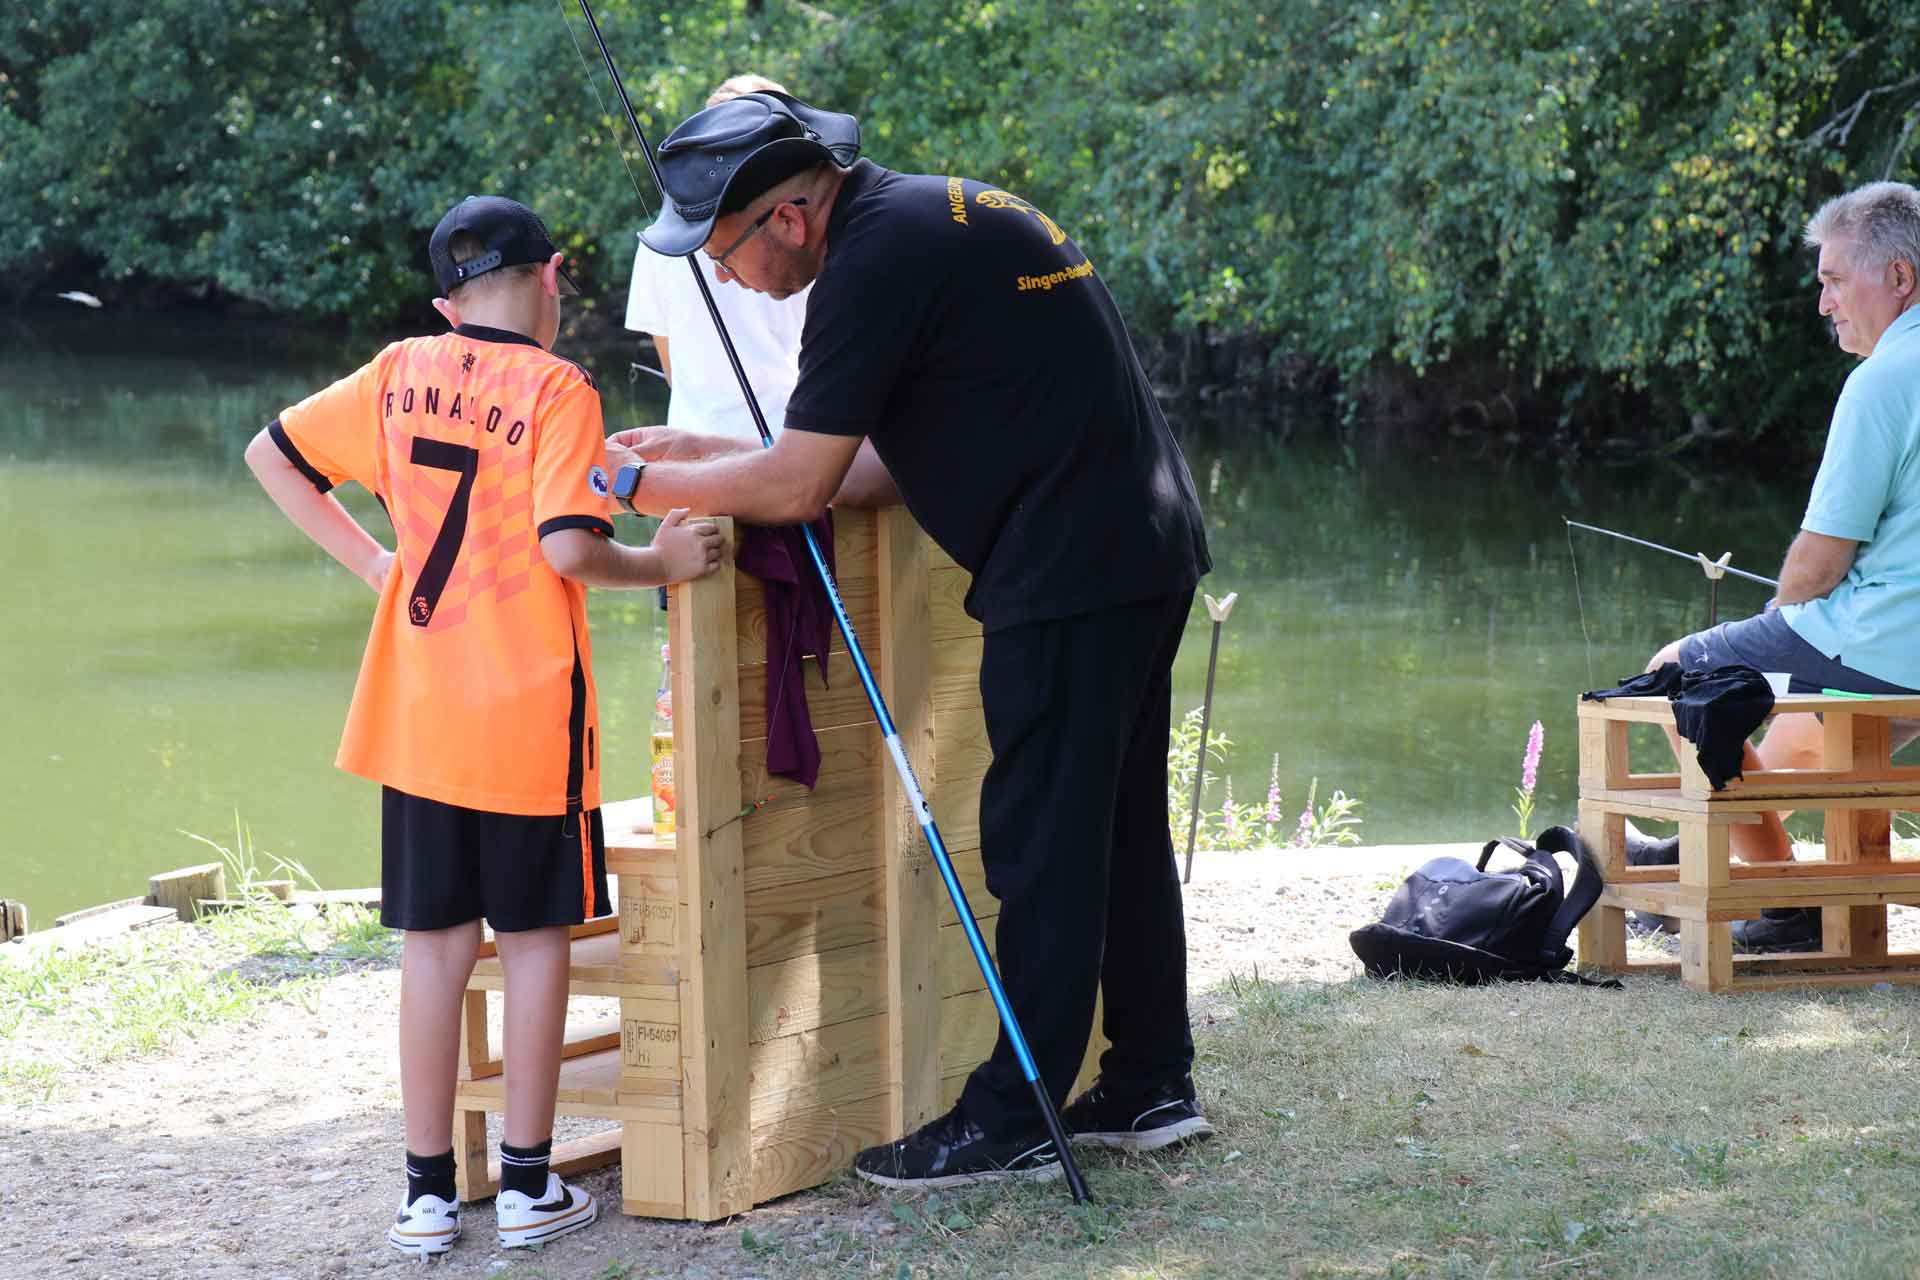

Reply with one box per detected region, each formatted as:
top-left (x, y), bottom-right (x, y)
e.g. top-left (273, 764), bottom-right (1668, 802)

top-left (1265, 754), bottom-right (1283, 824)
top-left (1221, 776), bottom-right (1239, 842)
top-left (1293, 803), bottom-right (1314, 848)
top-left (1521, 720), bottom-right (1544, 795)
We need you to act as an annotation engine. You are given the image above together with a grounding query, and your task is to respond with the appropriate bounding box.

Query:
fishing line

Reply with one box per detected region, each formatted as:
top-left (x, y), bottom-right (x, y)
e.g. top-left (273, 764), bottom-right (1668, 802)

top-left (558, 9), bottom-right (654, 222)
top-left (1565, 518), bottom-right (1596, 690)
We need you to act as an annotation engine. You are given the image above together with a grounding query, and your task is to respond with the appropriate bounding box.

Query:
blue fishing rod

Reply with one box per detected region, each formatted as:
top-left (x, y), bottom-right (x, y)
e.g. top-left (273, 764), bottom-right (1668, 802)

top-left (567, 0), bottom-right (1092, 1203)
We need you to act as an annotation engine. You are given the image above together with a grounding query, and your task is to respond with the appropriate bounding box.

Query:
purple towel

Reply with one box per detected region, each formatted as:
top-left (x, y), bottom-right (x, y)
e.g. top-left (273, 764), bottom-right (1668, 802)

top-left (735, 514), bottom-right (836, 789)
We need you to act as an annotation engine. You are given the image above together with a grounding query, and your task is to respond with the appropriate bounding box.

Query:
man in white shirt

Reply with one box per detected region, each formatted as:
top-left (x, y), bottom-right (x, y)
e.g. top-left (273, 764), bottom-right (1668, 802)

top-left (624, 74), bottom-right (810, 443)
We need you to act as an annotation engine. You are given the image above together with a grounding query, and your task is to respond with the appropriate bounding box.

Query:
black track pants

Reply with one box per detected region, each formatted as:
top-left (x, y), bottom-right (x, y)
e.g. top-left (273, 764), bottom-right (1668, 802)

top-left (957, 591), bottom-right (1197, 1136)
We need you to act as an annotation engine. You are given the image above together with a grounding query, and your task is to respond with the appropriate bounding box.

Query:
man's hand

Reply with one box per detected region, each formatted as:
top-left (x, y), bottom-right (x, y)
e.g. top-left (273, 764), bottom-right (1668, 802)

top-left (652, 508), bottom-right (726, 583)
top-left (608, 426), bottom-right (753, 462)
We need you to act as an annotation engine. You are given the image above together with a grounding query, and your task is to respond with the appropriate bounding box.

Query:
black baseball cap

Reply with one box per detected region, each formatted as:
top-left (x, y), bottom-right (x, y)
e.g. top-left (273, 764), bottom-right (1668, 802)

top-left (429, 195), bottom-right (581, 296)
top-left (640, 92), bottom-right (860, 257)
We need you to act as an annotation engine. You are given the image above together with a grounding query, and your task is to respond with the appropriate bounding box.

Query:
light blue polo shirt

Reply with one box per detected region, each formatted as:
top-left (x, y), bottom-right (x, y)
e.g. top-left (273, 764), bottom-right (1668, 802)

top-left (1782, 305), bottom-right (1920, 688)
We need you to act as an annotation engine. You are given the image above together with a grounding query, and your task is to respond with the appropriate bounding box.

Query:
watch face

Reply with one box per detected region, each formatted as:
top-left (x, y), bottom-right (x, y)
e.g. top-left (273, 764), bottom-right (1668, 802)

top-left (613, 464), bottom-right (641, 499)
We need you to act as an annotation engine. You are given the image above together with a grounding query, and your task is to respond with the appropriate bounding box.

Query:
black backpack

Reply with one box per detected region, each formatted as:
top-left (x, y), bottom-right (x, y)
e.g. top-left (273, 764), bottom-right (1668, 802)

top-left (1348, 826), bottom-right (1616, 986)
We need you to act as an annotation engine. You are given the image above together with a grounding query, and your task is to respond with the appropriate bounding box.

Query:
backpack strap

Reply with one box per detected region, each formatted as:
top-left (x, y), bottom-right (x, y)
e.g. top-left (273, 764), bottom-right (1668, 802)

top-left (1532, 825), bottom-right (1605, 962)
top-left (1476, 837), bottom-right (1535, 872)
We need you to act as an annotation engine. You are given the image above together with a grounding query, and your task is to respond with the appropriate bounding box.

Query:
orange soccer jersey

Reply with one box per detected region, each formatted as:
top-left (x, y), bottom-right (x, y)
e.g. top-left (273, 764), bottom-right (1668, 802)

top-left (273, 324), bottom-right (614, 817)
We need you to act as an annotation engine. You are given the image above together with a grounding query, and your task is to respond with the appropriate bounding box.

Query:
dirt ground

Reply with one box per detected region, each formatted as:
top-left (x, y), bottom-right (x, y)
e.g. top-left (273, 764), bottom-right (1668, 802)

top-left (8, 843), bottom-right (1914, 1279)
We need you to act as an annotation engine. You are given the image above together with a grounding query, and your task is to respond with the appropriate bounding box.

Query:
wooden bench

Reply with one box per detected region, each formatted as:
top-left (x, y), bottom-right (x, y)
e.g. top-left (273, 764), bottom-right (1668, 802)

top-left (451, 510), bottom-right (1101, 1218)
top-left (1576, 692), bottom-right (1920, 992)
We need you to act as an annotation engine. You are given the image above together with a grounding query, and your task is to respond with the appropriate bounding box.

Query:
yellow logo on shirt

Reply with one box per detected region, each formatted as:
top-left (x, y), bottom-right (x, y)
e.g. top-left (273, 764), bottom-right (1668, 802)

top-left (975, 189), bottom-right (1066, 245)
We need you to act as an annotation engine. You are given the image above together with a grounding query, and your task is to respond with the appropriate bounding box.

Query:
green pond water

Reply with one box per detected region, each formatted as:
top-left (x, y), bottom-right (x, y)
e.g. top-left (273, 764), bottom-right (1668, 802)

top-left (2, 308), bottom-right (1804, 922)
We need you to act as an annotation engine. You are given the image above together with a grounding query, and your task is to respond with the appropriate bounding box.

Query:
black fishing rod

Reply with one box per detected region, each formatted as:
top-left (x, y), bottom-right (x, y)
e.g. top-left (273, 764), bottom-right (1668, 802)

top-left (565, 0), bottom-right (1093, 1204)
top-left (1564, 518), bottom-right (1777, 628)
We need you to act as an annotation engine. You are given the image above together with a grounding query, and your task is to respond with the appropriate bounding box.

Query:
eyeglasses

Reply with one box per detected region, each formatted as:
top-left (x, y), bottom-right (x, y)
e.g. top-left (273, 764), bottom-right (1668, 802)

top-left (709, 196), bottom-right (808, 271)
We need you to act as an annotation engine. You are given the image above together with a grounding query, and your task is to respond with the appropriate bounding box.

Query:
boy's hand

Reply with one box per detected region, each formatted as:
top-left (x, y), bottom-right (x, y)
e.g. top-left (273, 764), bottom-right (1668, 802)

top-left (361, 548), bottom-right (395, 593)
top-left (652, 508), bottom-right (725, 582)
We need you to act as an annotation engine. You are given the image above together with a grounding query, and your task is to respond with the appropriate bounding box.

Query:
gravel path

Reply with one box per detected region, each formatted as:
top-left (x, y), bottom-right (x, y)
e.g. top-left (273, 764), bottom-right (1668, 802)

top-left (9, 842), bottom-right (1914, 1279)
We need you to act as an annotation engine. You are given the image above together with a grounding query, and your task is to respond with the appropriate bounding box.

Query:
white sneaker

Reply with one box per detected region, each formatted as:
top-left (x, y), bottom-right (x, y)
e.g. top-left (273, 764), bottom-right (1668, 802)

top-left (495, 1172), bottom-right (597, 1249)
top-left (387, 1192), bottom-right (460, 1256)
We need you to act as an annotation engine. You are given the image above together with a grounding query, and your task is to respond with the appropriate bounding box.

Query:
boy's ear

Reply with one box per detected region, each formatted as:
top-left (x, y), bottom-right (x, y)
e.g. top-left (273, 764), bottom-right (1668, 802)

top-left (431, 296), bottom-right (461, 328)
top-left (541, 253), bottom-right (564, 298)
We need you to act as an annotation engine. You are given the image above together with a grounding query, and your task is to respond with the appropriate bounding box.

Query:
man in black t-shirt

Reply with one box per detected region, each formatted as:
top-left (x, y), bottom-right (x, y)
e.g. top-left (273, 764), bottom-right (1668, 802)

top-left (609, 91), bottom-right (1215, 1188)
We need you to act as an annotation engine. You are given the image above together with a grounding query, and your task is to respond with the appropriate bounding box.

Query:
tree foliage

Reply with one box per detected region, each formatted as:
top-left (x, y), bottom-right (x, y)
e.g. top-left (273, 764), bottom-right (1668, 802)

top-left (5, 0), bottom-right (1919, 443)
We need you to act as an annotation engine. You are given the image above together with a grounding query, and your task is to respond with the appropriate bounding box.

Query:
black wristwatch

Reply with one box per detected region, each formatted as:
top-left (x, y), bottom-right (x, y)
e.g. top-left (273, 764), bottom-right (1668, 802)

top-left (612, 462), bottom-right (644, 515)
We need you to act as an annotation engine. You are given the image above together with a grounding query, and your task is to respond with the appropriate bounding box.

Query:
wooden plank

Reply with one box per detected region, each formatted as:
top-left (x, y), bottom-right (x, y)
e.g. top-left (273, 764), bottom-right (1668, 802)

top-left (735, 574), bottom-right (877, 662)
top-left (452, 1106), bottom-right (492, 1201)
top-left (620, 1123), bottom-right (686, 1219)
top-left (746, 1011), bottom-right (891, 1108)
top-left (617, 869), bottom-right (679, 954)
top-left (940, 916), bottom-right (1001, 997)
top-left (739, 720), bottom-right (883, 800)
top-left (470, 931), bottom-right (677, 992)
top-left (930, 565), bottom-right (978, 642)
top-left (620, 994), bottom-right (684, 1080)
top-left (670, 531), bottom-right (754, 1221)
top-left (935, 845), bottom-right (997, 927)
top-left (5, 903), bottom-right (178, 958)
top-left (1582, 693), bottom-right (1920, 717)
top-left (460, 1127), bottom-right (625, 1205)
top-left (741, 788), bottom-right (883, 893)
top-left (457, 1048), bottom-right (682, 1119)
top-left (879, 506), bottom-right (942, 1142)
top-left (0, 899), bottom-right (26, 942)
top-left (475, 911), bottom-right (617, 960)
top-left (744, 867), bottom-right (885, 967)
top-left (1703, 778), bottom-right (1920, 803)
top-left (931, 772), bottom-right (984, 855)
top-left (1679, 919), bottom-right (1734, 992)
top-left (747, 940), bottom-right (888, 1043)
top-left (148, 863), bottom-right (225, 921)
top-left (1678, 821), bottom-right (1730, 889)
top-left (940, 989), bottom-right (1000, 1076)
top-left (458, 989), bottom-right (494, 1079)
top-left (749, 1089), bottom-right (895, 1208)
top-left (1728, 967), bottom-right (1920, 993)
top-left (737, 657), bottom-right (877, 741)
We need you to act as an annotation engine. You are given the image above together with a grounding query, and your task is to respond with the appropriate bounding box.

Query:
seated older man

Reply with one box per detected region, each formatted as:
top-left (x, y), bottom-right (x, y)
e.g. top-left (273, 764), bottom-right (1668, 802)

top-left (1640, 181), bottom-right (1920, 953)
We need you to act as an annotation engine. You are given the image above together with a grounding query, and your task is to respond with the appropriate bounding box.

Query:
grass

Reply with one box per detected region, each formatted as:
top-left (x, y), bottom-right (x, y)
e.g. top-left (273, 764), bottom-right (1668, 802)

top-left (593, 973), bottom-right (1920, 1280)
top-left (0, 896), bottom-right (397, 1106)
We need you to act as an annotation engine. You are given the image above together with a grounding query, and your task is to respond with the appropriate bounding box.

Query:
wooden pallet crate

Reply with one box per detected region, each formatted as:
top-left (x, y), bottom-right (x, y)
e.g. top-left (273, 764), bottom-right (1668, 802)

top-left (454, 509), bottom-right (1101, 1218)
top-left (1576, 692), bottom-right (1920, 992)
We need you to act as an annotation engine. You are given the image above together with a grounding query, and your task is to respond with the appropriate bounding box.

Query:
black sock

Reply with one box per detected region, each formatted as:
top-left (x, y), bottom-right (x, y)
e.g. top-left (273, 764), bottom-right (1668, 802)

top-left (498, 1138), bottom-right (553, 1199)
top-left (404, 1149), bottom-right (456, 1205)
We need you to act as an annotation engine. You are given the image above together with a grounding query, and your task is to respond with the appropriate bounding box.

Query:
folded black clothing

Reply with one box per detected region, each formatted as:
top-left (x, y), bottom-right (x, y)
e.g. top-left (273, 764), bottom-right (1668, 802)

top-left (1581, 662), bottom-right (1773, 790)
top-left (1673, 664), bottom-right (1773, 789)
top-left (1582, 663), bottom-right (1683, 701)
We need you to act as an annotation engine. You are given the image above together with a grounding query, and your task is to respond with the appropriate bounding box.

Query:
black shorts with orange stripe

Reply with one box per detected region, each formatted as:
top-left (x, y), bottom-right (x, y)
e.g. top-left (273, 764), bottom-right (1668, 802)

top-left (380, 787), bottom-right (609, 933)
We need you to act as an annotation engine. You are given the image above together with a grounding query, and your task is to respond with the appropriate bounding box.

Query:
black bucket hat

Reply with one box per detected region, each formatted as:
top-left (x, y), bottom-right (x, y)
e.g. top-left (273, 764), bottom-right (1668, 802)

top-left (639, 91), bottom-right (860, 257)
top-left (429, 195), bottom-right (581, 296)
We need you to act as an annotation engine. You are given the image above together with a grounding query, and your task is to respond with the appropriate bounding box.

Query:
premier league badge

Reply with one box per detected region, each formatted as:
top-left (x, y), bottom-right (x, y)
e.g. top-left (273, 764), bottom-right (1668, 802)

top-left (588, 465), bottom-right (610, 498)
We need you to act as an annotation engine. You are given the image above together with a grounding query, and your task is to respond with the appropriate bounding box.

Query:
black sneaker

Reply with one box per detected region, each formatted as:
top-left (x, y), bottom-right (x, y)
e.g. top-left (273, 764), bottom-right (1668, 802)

top-left (853, 1106), bottom-right (1060, 1190)
top-left (1625, 827), bottom-right (1681, 934)
top-left (1061, 1077), bottom-right (1214, 1153)
top-left (1732, 907), bottom-right (1820, 954)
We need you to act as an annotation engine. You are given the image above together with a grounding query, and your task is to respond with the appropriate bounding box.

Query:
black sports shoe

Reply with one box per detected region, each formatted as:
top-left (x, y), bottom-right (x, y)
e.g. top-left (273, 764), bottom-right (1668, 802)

top-left (853, 1106), bottom-right (1060, 1189)
top-left (1625, 826), bottom-right (1681, 934)
top-left (1061, 1077), bottom-right (1214, 1153)
top-left (1732, 907), bottom-right (1820, 954)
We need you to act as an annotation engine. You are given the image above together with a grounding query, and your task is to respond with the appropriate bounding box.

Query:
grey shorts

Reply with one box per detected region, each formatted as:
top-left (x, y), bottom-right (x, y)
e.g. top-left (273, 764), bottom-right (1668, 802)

top-left (1679, 609), bottom-right (1920, 754)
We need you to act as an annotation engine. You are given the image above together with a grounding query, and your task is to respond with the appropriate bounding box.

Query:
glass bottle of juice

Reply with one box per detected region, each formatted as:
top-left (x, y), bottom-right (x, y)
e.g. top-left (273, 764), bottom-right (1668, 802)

top-left (650, 644), bottom-right (675, 837)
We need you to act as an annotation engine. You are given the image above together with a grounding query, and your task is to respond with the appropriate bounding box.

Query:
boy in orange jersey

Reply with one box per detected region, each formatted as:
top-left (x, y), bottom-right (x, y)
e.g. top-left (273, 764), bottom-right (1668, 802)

top-left (245, 195), bottom-right (723, 1256)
